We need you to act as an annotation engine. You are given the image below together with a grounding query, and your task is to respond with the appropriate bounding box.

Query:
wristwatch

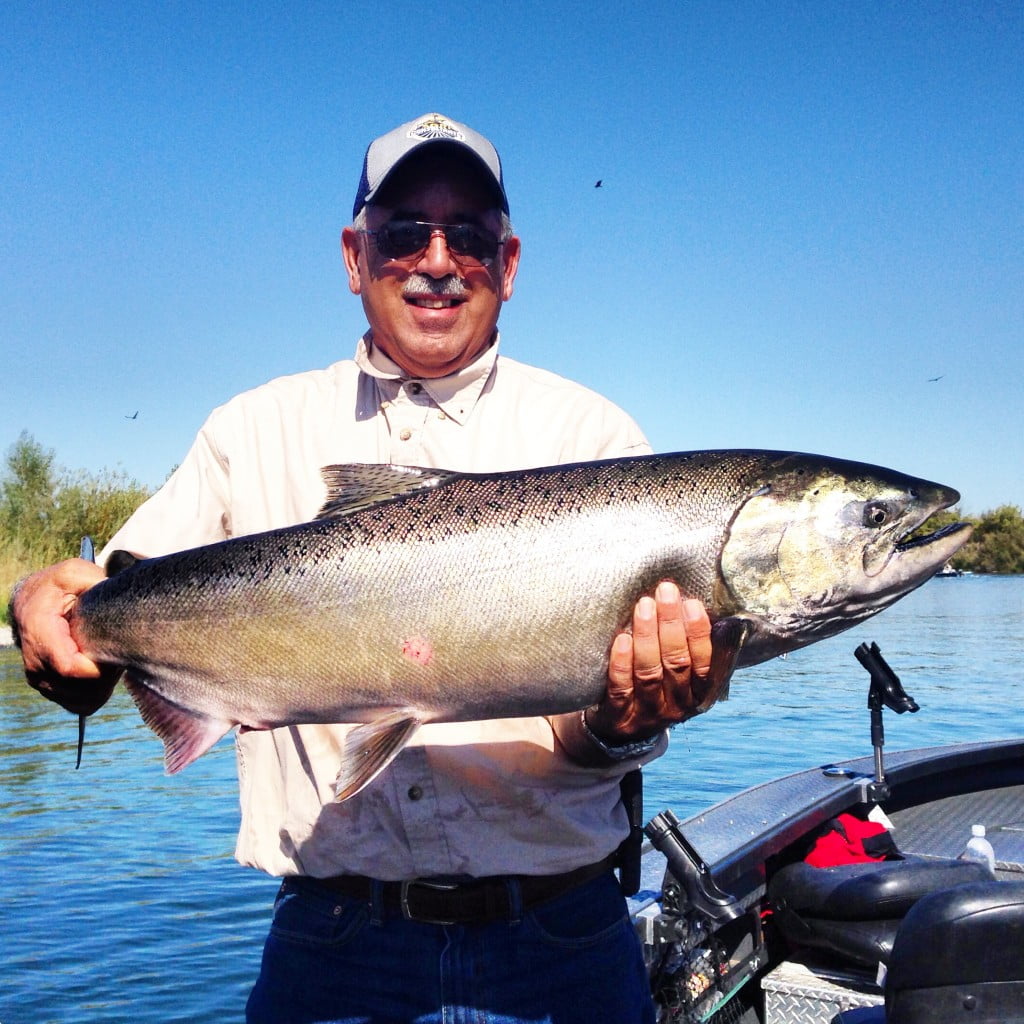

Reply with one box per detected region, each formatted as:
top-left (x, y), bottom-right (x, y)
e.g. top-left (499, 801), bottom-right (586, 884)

top-left (579, 709), bottom-right (660, 760)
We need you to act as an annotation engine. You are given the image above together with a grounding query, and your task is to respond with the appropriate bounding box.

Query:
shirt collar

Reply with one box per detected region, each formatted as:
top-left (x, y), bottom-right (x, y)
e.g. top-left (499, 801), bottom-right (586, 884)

top-left (354, 332), bottom-right (500, 426)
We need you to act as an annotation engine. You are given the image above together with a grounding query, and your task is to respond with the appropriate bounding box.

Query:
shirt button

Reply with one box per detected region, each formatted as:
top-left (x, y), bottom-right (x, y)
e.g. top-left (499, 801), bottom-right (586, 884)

top-left (407, 785), bottom-right (423, 801)
top-left (437, 410), bottom-right (446, 420)
top-left (399, 428), bottom-right (412, 441)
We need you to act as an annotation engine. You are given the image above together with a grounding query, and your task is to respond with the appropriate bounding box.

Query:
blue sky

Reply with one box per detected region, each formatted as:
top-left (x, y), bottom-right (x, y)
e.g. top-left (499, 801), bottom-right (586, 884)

top-left (2, 1), bottom-right (1021, 515)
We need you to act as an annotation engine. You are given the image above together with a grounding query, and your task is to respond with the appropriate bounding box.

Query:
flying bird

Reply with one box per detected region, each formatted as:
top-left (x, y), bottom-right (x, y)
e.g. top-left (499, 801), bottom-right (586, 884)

top-left (927, 376), bottom-right (944, 383)
top-left (594, 180), bottom-right (603, 188)
top-left (125, 411), bottom-right (139, 419)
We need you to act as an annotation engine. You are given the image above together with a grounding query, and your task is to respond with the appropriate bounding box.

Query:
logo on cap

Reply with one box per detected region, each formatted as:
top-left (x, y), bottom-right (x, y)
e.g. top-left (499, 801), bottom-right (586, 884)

top-left (407, 114), bottom-right (466, 144)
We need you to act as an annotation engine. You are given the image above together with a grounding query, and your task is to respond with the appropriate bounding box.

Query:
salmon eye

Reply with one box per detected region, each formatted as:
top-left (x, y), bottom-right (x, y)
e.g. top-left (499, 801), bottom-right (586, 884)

top-left (863, 502), bottom-right (892, 528)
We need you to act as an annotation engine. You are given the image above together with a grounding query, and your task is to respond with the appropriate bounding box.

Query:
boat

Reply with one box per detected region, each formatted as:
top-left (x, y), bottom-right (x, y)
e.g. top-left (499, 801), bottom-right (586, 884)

top-left (628, 642), bottom-right (1024, 1023)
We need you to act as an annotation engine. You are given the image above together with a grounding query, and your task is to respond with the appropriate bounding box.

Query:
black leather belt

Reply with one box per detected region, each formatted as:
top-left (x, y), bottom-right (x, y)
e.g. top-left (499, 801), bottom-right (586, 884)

top-left (313, 856), bottom-right (615, 925)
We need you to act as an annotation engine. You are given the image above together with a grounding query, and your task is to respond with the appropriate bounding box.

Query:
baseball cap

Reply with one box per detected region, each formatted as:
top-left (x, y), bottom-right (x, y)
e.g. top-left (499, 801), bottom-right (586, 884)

top-left (353, 112), bottom-right (510, 220)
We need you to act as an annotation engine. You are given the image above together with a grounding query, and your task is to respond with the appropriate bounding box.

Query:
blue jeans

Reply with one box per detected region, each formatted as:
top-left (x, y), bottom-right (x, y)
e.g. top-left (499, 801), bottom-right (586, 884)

top-left (246, 871), bottom-right (656, 1024)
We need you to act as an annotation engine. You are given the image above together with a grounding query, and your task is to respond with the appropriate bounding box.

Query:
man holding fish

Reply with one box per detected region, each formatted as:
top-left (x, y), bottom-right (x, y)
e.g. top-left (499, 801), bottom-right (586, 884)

top-left (11, 113), bottom-right (715, 1023)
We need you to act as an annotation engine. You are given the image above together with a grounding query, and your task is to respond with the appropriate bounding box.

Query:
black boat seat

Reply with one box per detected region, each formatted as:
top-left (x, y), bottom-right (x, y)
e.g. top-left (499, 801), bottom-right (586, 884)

top-left (769, 857), bottom-right (995, 968)
top-left (885, 879), bottom-right (1024, 1023)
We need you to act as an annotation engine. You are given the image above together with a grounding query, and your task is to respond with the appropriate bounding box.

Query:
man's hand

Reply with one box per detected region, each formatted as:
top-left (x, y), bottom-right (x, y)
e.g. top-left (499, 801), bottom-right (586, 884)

top-left (10, 559), bottom-right (119, 715)
top-left (587, 581), bottom-right (713, 744)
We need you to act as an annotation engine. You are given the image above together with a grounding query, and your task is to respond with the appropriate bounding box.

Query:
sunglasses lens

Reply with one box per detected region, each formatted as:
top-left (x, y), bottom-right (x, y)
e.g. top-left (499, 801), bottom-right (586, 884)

top-left (444, 225), bottom-right (499, 262)
top-left (373, 222), bottom-right (501, 264)
top-left (375, 222), bottom-right (432, 259)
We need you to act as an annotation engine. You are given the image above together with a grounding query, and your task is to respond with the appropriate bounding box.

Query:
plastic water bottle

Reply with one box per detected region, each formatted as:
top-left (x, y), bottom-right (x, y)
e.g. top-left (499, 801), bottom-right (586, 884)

top-left (958, 823), bottom-right (996, 872)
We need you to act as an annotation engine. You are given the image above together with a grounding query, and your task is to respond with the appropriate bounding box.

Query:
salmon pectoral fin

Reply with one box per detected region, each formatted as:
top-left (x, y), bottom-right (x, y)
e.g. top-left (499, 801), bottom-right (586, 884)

top-left (125, 675), bottom-right (234, 774)
top-left (695, 617), bottom-right (754, 713)
top-left (333, 711), bottom-right (422, 802)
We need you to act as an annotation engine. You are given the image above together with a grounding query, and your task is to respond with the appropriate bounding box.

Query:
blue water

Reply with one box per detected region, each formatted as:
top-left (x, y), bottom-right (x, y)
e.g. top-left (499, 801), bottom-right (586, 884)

top-left (2, 575), bottom-right (1022, 1023)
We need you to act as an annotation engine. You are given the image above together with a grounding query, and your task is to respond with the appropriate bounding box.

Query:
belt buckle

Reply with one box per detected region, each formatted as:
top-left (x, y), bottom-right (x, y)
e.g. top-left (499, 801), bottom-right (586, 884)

top-left (400, 879), bottom-right (460, 925)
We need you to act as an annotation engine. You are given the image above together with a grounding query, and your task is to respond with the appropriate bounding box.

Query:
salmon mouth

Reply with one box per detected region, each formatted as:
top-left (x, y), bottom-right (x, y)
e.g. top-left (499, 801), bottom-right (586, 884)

top-left (863, 507), bottom-right (972, 583)
top-left (896, 519), bottom-right (972, 554)
top-left (875, 519), bottom-right (973, 589)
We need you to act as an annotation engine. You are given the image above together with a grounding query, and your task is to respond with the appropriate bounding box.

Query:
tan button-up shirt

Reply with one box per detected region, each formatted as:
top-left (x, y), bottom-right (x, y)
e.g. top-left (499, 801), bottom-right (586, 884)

top-left (101, 334), bottom-right (660, 879)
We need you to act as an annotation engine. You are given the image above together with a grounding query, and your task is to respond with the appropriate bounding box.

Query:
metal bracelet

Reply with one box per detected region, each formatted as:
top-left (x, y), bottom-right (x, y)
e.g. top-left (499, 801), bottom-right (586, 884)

top-left (579, 708), bottom-right (659, 760)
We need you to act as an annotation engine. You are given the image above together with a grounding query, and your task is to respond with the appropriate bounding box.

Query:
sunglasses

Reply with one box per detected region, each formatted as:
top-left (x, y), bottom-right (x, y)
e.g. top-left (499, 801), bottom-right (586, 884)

top-left (366, 220), bottom-right (504, 267)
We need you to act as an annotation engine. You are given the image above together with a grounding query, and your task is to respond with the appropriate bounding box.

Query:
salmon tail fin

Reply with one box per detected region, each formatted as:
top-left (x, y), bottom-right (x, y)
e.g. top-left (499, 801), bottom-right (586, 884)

top-left (125, 675), bottom-right (234, 774)
top-left (694, 617), bottom-right (754, 713)
top-left (333, 711), bottom-right (422, 802)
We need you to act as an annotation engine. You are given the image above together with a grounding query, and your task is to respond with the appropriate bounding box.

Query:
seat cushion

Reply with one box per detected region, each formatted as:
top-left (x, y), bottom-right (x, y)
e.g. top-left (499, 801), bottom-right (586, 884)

top-left (771, 857), bottom-right (994, 921)
top-left (888, 880), bottom-right (1024, 989)
top-left (769, 857), bottom-right (995, 967)
top-left (886, 880), bottom-right (1024, 1023)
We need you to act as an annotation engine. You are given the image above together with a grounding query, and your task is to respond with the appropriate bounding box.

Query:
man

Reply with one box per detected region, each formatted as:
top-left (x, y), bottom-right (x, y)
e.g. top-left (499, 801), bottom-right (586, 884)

top-left (12, 113), bottom-right (715, 1023)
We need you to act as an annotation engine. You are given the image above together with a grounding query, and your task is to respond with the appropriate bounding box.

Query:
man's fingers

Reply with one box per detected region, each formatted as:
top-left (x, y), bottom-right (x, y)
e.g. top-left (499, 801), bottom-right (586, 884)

top-left (606, 631), bottom-right (635, 700)
top-left (681, 598), bottom-right (713, 678)
top-left (630, 595), bottom-right (664, 684)
top-left (653, 581), bottom-right (692, 676)
top-left (596, 588), bottom-right (717, 741)
top-left (19, 601), bottom-right (103, 679)
top-left (12, 559), bottom-right (109, 710)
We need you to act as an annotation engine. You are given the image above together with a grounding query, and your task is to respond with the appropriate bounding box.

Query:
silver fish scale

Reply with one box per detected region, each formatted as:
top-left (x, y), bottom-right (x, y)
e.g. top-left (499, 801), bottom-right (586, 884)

top-left (68, 449), bottom-right (965, 739)
top-left (72, 452), bottom-right (772, 726)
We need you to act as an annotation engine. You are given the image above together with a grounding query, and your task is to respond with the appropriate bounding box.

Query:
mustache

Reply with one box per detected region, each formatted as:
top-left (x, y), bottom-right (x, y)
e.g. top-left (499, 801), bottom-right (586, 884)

top-left (402, 274), bottom-right (468, 300)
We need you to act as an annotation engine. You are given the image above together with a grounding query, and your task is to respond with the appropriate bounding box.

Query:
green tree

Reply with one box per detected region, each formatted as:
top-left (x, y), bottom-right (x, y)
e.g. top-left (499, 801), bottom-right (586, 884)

top-left (0, 432), bottom-right (60, 556)
top-left (909, 505), bottom-right (1024, 574)
top-left (960, 505), bottom-right (1024, 574)
top-left (2, 433), bottom-right (152, 624)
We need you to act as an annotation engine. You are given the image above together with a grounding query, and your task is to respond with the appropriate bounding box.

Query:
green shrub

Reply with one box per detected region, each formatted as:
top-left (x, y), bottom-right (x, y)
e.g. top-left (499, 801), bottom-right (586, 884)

top-left (2, 432), bottom-right (152, 623)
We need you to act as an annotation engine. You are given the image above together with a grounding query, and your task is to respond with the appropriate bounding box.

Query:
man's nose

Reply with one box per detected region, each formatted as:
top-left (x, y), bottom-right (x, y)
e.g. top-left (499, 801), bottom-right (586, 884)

top-left (415, 229), bottom-right (458, 277)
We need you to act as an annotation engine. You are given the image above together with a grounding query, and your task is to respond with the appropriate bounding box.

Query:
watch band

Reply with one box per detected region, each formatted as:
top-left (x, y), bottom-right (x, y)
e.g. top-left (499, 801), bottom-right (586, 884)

top-left (579, 709), bottom-right (659, 760)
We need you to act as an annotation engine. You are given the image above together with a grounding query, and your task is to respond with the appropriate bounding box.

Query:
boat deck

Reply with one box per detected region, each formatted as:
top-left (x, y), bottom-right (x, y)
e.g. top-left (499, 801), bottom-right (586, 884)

top-left (889, 782), bottom-right (1024, 875)
top-left (633, 740), bottom-right (1024, 1024)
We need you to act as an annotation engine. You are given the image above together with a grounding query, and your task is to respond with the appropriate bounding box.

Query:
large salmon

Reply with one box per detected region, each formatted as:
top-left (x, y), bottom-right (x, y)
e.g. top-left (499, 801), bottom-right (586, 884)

top-left (68, 450), bottom-right (970, 799)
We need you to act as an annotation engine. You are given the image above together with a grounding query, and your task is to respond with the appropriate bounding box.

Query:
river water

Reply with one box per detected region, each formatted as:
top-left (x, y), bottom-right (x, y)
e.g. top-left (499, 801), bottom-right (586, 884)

top-left (1, 575), bottom-right (1021, 1023)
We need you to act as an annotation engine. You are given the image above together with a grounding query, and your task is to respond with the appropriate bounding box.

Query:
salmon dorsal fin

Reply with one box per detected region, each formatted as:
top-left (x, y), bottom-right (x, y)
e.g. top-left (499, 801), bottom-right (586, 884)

top-left (317, 464), bottom-right (462, 519)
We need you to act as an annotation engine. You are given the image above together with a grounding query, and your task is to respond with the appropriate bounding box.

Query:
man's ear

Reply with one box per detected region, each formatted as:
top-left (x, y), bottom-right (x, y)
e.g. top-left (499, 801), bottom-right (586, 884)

top-left (341, 227), bottom-right (363, 295)
top-left (499, 235), bottom-right (521, 302)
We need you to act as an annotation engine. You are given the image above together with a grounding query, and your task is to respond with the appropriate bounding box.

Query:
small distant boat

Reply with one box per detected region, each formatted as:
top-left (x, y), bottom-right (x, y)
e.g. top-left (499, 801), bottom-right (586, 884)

top-left (935, 561), bottom-right (963, 577)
